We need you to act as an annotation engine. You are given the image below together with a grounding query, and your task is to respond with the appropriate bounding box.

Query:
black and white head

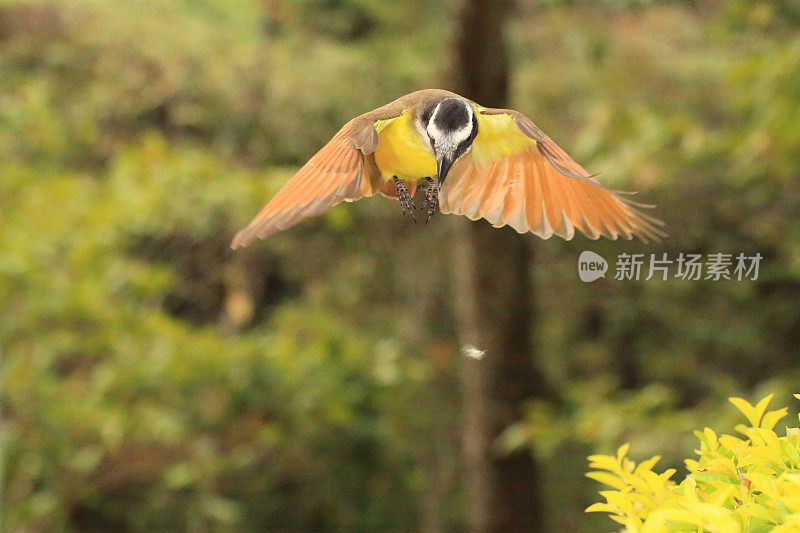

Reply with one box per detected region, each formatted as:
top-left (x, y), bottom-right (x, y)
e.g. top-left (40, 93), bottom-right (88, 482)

top-left (422, 98), bottom-right (478, 184)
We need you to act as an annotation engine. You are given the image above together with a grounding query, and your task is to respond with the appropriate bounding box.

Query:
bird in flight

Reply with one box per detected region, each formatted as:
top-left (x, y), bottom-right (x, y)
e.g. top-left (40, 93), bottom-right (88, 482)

top-left (231, 89), bottom-right (665, 249)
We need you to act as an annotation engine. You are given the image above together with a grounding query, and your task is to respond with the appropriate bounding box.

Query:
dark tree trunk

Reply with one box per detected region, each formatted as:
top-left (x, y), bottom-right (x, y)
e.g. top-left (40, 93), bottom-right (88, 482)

top-left (451, 0), bottom-right (546, 531)
top-left (453, 0), bottom-right (509, 108)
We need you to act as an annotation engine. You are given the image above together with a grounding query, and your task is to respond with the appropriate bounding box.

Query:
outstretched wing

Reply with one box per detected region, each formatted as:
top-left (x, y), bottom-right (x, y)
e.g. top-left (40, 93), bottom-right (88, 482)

top-left (439, 107), bottom-right (666, 242)
top-left (231, 118), bottom-right (393, 250)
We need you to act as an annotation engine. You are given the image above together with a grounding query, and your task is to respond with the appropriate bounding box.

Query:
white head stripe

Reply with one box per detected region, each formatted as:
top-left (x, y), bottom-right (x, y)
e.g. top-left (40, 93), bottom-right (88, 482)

top-left (426, 100), bottom-right (474, 149)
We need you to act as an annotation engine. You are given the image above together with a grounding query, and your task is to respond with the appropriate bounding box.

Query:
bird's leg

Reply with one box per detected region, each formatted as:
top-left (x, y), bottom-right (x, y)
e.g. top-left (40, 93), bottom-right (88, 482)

top-left (393, 177), bottom-right (416, 223)
top-left (422, 177), bottom-right (439, 224)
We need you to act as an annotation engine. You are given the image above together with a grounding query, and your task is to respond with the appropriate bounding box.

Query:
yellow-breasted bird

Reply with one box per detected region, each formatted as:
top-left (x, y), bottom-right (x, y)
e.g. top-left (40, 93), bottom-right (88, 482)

top-left (231, 89), bottom-right (665, 249)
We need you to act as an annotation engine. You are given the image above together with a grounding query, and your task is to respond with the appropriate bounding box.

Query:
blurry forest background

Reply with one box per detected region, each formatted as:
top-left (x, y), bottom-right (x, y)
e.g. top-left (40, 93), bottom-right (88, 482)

top-left (2, 0), bottom-right (800, 531)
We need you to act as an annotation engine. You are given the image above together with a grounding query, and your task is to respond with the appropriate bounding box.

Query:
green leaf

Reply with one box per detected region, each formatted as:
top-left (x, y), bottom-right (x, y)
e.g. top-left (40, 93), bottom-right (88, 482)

top-left (779, 439), bottom-right (800, 467)
top-left (586, 471), bottom-right (628, 490)
top-left (761, 408), bottom-right (788, 430)
top-left (736, 502), bottom-right (776, 523)
top-left (585, 502), bottom-right (617, 513)
top-left (730, 395), bottom-right (774, 428)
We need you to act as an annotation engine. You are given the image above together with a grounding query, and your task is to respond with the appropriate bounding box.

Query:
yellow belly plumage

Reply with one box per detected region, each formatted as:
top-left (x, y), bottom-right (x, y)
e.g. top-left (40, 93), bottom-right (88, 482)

top-left (373, 112), bottom-right (437, 181)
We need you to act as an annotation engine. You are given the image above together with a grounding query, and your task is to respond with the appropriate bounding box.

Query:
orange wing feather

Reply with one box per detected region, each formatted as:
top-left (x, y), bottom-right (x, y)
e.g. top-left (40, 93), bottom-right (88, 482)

top-left (440, 135), bottom-right (666, 242)
top-left (230, 120), bottom-right (387, 249)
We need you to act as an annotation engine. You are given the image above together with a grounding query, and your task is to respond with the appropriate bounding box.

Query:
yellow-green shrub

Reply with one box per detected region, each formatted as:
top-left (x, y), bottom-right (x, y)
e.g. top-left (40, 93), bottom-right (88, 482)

top-left (586, 395), bottom-right (800, 532)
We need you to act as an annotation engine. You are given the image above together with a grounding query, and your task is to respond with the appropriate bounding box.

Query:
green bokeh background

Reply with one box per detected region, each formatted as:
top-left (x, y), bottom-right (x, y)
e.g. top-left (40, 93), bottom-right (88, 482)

top-left (2, 0), bottom-right (799, 530)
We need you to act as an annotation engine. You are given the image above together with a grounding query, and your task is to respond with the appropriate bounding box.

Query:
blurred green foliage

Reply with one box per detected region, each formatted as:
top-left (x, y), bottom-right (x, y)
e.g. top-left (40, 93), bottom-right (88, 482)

top-left (1, 0), bottom-right (799, 531)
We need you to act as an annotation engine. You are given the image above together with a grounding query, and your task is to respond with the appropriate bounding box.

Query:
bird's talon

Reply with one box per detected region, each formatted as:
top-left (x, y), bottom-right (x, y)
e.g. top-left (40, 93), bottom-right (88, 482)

top-left (394, 177), bottom-right (416, 221)
top-left (423, 179), bottom-right (439, 224)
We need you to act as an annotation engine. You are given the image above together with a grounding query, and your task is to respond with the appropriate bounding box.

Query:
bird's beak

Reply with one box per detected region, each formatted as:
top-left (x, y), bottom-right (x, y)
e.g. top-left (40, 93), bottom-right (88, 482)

top-left (436, 154), bottom-right (455, 185)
